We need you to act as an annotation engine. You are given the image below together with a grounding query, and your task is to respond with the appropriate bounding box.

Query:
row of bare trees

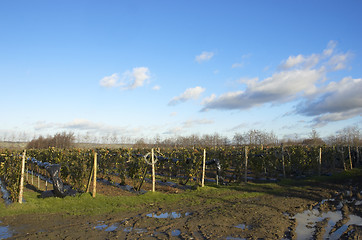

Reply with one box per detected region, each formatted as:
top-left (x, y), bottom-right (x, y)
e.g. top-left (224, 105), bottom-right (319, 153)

top-left (26, 132), bottom-right (75, 149)
top-left (2, 125), bottom-right (361, 149)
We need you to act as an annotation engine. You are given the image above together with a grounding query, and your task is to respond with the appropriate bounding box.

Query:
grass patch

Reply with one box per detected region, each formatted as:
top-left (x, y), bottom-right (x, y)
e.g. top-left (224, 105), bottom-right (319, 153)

top-left (1, 168), bottom-right (360, 217)
top-left (0, 185), bottom-right (263, 217)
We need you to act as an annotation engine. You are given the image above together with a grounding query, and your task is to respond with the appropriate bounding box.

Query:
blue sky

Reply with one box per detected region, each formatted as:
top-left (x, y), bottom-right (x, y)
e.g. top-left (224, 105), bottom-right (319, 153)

top-left (1, 0), bottom-right (361, 142)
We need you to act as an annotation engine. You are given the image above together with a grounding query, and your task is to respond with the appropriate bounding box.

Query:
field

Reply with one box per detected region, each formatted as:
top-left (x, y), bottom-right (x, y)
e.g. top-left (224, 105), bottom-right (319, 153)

top-left (1, 146), bottom-right (362, 239)
top-left (0, 170), bottom-right (361, 239)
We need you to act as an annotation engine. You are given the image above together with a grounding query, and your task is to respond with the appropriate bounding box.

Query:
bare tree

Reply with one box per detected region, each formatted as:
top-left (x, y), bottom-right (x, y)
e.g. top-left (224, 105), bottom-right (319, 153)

top-left (26, 132), bottom-right (75, 149)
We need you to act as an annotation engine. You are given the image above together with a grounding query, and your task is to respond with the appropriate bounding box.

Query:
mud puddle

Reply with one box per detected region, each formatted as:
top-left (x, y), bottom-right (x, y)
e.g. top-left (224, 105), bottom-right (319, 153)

top-left (146, 211), bottom-right (191, 219)
top-left (293, 190), bottom-right (362, 240)
top-left (0, 221), bottom-right (13, 239)
top-left (0, 179), bottom-right (11, 205)
top-left (94, 221), bottom-right (148, 234)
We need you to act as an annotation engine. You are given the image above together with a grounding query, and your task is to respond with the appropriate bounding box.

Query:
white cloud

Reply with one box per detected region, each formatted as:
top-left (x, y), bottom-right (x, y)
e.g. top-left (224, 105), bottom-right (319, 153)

top-left (202, 68), bottom-right (323, 111)
top-left (195, 51), bottom-right (214, 63)
top-left (63, 118), bottom-right (103, 130)
top-left (280, 54), bottom-right (320, 70)
top-left (99, 73), bottom-right (119, 88)
top-left (169, 86), bottom-right (206, 106)
top-left (99, 67), bottom-right (150, 90)
top-left (296, 77), bottom-right (362, 125)
top-left (127, 67), bottom-right (151, 89)
top-left (323, 40), bottom-right (337, 57)
top-left (201, 41), bottom-right (360, 126)
top-left (282, 54), bottom-right (306, 69)
top-left (328, 53), bottom-right (351, 71)
top-left (280, 40), bottom-right (351, 72)
top-left (152, 85), bottom-right (161, 90)
top-left (237, 77), bottom-right (259, 85)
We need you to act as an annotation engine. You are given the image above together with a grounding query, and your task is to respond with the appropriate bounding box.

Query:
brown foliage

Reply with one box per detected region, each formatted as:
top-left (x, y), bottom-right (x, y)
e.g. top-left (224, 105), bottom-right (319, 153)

top-left (26, 132), bottom-right (75, 149)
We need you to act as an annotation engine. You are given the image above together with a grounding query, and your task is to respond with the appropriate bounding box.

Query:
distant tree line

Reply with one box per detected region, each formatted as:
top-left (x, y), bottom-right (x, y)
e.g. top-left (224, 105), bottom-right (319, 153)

top-left (4, 125), bottom-right (361, 149)
top-left (26, 132), bottom-right (75, 149)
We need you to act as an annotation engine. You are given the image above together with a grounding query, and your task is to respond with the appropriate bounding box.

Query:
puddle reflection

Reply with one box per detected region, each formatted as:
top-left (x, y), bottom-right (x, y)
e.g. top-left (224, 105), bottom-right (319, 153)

top-left (234, 224), bottom-right (250, 230)
top-left (146, 212), bottom-right (191, 219)
top-left (293, 198), bottom-right (362, 240)
top-left (171, 229), bottom-right (181, 236)
top-left (0, 221), bottom-right (13, 239)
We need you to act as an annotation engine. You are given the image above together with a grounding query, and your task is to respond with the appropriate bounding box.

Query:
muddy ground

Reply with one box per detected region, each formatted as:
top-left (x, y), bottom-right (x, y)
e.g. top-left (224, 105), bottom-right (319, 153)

top-left (1, 176), bottom-right (362, 239)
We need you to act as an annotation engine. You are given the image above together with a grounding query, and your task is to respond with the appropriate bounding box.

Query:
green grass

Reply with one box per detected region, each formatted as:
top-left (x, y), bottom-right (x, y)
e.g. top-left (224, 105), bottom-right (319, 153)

top-left (1, 167), bottom-right (361, 217)
top-left (0, 186), bottom-right (262, 217)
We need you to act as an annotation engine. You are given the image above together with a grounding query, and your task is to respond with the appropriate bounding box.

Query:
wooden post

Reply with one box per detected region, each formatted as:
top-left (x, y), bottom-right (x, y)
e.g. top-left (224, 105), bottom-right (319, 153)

top-left (152, 148), bottom-right (155, 192)
top-left (18, 150), bottom-right (26, 204)
top-left (244, 146), bottom-right (248, 183)
top-left (92, 152), bottom-right (97, 198)
top-left (341, 147), bottom-right (346, 170)
top-left (86, 165), bottom-right (94, 193)
top-left (318, 147), bottom-right (322, 176)
top-left (348, 146), bottom-right (353, 170)
top-left (281, 144), bottom-right (286, 178)
top-left (202, 149), bottom-right (206, 187)
top-left (332, 146), bottom-right (336, 171)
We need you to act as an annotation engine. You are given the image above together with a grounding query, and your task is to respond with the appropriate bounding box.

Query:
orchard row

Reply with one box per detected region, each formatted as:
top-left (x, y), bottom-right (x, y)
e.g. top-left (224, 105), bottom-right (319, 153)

top-left (1, 145), bottom-right (361, 202)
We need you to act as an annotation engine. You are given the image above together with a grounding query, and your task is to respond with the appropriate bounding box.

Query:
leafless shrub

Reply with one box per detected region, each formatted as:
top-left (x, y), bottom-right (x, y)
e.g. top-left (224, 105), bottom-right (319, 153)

top-left (26, 132), bottom-right (75, 149)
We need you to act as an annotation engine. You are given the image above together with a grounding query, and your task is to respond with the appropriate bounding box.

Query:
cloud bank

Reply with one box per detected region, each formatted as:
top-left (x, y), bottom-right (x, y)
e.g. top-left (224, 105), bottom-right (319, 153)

top-left (201, 41), bottom-right (360, 126)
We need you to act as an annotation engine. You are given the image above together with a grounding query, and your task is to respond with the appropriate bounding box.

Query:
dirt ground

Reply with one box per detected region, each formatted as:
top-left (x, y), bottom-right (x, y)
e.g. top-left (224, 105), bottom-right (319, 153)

top-left (1, 176), bottom-right (362, 240)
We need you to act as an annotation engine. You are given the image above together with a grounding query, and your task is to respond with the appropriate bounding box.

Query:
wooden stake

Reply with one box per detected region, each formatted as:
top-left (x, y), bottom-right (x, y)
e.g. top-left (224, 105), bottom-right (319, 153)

top-left (202, 149), bottom-right (206, 187)
top-left (152, 148), bottom-right (155, 192)
top-left (341, 147), bottom-right (346, 170)
top-left (348, 146), bottom-right (353, 170)
top-left (244, 146), bottom-right (248, 183)
top-left (86, 164), bottom-right (93, 193)
top-left (18, 150), bottom-right (26, 204)
top-left (318, 147), bottom-right (322, 176)
top-left (332, 146), bottom-right (336, 171)
top-left (281, 144), bottom-right (286, 178)
top-left (92, 152), bottom-right (97, 198)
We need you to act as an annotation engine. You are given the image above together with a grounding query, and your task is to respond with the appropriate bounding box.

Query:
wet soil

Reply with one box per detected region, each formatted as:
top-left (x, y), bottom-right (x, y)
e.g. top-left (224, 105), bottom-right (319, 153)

top-left (1, 176), bottom-right (362, 239)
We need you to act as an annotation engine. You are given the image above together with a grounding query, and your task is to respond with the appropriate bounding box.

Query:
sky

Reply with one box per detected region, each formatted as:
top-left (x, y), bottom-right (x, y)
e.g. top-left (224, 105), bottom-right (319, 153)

top-left (0, 0), bottom-right (361, 143)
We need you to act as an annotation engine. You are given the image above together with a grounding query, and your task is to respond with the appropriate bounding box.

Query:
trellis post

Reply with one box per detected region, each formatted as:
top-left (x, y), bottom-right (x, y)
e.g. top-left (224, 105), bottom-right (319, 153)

top-left (152, 148), bottom-right (155, 192)
top-left (318, 147), bottom-right (322, 176)
top-left (202, 149), bottom-right (206, 187)
top-left (281, 144), bottom-right (286, 178)
top-left (244, 146), bottom-right (248, 183)
top-left (18, 150), bottom-right (26, 204)
top-left (348, 146), bottom-right (353, 170)
top-left (92, 152), bottom-right (97, 198)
